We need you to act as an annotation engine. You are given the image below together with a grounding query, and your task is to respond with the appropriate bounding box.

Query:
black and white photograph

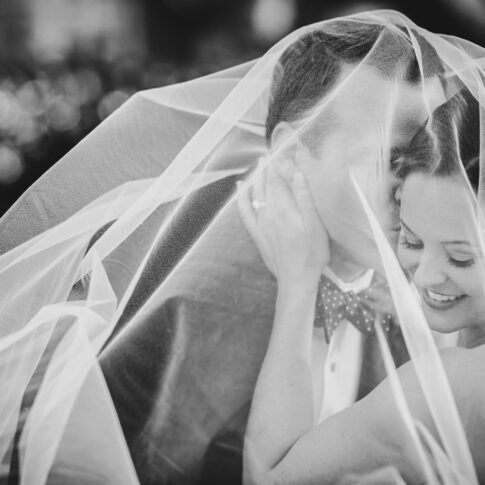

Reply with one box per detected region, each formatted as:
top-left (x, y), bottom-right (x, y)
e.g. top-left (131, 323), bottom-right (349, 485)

top-left (1, 1), bottom-right (485, 484)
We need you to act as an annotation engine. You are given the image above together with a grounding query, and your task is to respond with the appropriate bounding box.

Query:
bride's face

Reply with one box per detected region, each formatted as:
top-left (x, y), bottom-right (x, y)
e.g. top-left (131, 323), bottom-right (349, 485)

top-left (398, 173), bottom-right (485, 337)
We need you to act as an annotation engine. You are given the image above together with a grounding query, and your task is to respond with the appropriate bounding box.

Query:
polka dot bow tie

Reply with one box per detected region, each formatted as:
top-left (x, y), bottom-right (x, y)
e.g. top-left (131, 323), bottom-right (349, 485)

top-left (314, 275), bottom-right (393, 343)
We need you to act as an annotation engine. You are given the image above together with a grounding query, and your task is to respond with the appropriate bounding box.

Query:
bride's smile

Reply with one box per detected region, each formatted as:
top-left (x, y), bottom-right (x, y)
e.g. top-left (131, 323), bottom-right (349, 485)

top-left (422, 287), bottom-right (466, 307)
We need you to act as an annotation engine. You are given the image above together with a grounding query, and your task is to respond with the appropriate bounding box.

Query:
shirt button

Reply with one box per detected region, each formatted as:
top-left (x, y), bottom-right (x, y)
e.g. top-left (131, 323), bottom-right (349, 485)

top-left (330, 362), bottom-right (336, 372)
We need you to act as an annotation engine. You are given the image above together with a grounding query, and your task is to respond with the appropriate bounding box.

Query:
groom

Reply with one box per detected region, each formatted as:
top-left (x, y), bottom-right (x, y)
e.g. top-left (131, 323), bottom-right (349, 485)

top-left (100, 22), bottom-right (446, 485)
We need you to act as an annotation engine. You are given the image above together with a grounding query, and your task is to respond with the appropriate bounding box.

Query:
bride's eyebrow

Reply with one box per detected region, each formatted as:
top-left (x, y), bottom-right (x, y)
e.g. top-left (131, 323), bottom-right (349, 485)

top-left (442, 241), bottom-right (478, 249)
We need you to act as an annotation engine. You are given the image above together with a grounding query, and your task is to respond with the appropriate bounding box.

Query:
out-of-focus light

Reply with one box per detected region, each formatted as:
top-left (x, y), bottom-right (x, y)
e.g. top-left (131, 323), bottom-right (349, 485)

top-left (75, 70), bottom-right (103, 104)
top-left (45, 95), bottom-right (81, 132)
top-left (97, 90), bottom-right (131, 120)
top-left (16, 81), bottom-right (50, 117)
top-left (15, 116), bottom-right (45, 147)
top-left (57, 73), bottom-right (81, 99)
top-left (0, 90), bottom-right (22, 133)
top-left (251, 0), bottom-right (296, 43)
top-left (0, 145), bottom-right (24, 184)
top-left (443, 0), bottom-right (485, 25)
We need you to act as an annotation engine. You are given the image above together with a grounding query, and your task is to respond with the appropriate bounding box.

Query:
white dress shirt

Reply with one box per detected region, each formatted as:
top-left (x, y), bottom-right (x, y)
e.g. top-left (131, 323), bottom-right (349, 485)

top-left (311, 266), bottom-right (374, 423)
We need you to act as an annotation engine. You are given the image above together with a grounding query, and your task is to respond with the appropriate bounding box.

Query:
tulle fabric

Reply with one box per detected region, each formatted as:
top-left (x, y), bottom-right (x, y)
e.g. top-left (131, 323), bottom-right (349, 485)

top-left (0, 9), bottom-right (484, 484)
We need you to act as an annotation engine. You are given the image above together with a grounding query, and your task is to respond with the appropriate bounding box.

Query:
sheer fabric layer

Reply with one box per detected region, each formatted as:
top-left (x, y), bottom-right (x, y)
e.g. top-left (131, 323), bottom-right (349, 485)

top-left (0, 10), bottom-right (484, 485)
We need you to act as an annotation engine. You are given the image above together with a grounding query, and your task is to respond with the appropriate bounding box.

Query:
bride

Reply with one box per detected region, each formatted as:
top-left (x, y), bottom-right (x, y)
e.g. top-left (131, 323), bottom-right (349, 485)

top-left (0, 10), bottom-right (484, 485)
top-left (239, 91), bottom-right (485, 484)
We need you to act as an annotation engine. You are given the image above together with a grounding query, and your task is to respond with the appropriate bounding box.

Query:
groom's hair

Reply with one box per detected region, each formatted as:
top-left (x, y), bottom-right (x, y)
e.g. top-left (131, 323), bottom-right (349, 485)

top-left (266, 20), bottom-right (444, 146)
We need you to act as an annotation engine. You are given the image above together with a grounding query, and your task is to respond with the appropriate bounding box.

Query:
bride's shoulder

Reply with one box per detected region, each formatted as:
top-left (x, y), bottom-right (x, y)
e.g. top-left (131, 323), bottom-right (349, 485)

top-left (391, 345), bottom-right (485, 436)
top-left (437, 345), bottom-right (485, 475)
top-left (396, 345), bottom-right (485, 395)
top-left (368, 345), bottom-right (485, 425)
top-left (438, 344), bottom-right (485, 384)
top-left (444, 345), bottom-right (485, 397)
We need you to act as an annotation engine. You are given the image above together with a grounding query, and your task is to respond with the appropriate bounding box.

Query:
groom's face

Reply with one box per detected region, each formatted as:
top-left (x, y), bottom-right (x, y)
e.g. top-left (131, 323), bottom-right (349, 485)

top-left (295, 64), bottom-right (445, 273)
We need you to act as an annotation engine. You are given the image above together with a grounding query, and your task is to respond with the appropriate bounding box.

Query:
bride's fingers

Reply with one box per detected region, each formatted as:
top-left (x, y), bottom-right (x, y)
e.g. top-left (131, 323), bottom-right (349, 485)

top-left (274, 156), bottom-right (298, 184)
top-left (265, 162), bottom-right (297, 217)
top-left (291, 172), bottom-right (321, 230)
top-left (237, 180), bottom-right (277, 275)
top-left (252, 163), bottom-right (266, 208)
top-left (236, 181), bottom-right (260, 241)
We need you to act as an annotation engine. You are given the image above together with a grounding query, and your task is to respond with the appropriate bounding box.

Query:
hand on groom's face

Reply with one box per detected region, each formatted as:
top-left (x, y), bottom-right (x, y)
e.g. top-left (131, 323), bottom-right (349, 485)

top-left (290, 68), bottom-right (445, 274)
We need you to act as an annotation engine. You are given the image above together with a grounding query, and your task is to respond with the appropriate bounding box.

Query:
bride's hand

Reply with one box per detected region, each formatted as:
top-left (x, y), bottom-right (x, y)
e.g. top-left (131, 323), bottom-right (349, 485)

top-left (237, 161), bottom-right (330, 287)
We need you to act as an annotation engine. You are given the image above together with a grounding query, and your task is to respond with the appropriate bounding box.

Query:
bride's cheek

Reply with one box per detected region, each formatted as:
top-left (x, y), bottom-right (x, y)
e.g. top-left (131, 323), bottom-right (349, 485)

top-left (464, 270), bottom-right (485, 298)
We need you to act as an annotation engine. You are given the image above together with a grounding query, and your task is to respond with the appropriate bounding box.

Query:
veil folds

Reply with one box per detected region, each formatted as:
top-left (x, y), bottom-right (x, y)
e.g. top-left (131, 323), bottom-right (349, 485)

top-left (1, 9), bottom-right (485, 484)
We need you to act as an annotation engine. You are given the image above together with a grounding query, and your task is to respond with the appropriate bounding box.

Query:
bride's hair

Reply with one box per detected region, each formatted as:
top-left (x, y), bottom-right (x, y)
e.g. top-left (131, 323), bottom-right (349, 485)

top-left (265, 20), bottom-right (444, 146)
top-left (393, 89), bottom-right (480, 191)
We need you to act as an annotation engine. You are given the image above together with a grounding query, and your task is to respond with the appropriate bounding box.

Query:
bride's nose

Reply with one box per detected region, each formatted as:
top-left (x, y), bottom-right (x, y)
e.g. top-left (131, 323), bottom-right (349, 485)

top-left (411, 250), bottom-right (448, 288)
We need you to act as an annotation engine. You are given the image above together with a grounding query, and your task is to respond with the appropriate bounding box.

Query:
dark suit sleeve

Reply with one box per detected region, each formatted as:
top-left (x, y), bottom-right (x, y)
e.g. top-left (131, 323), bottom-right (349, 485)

top-left (100, 186), bottom-right (277, 485)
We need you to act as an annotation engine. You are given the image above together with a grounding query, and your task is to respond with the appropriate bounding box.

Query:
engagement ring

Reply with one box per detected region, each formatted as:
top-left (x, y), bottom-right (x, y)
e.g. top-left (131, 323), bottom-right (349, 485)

top-left (252, 199), bottom-right (266, 211)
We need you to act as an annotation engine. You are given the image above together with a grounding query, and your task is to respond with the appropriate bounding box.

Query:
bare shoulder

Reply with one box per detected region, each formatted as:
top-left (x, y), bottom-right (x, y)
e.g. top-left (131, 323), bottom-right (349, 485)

top-left (365, 344), bottom-right (485, 479)
top-left (358, 344), bottom-right (485, 438)
top-left (389, 344), bottom-right (484, 387)
top-left (423, 345), bottom-right (485, 397)
top-left (382, 345), bottom-right (485, 417)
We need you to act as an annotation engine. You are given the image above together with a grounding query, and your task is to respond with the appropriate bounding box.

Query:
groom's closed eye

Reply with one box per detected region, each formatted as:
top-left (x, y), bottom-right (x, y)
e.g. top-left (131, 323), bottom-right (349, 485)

top-left (398, 234), bottom-right (423, 250)
top-left (397, 219), bottom-right (423, 249)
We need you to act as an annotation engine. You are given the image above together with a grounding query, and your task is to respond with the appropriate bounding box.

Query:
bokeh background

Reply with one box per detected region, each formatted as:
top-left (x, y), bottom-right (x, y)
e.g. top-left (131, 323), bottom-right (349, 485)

top-left (0, 0), bottom-right (484, 215)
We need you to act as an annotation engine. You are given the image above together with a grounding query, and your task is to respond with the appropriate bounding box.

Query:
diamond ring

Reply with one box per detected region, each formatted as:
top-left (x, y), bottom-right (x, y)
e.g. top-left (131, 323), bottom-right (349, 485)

top-left (252, 199), bottom-right (266, 211)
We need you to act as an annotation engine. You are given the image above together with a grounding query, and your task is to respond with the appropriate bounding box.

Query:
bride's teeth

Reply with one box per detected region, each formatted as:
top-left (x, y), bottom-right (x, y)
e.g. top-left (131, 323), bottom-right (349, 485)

top-left (426, 289), bottom-right (459, 302)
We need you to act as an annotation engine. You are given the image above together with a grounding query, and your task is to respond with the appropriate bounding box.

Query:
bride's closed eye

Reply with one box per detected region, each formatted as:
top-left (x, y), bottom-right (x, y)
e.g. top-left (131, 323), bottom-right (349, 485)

top-left (445, 250), bottom-right (475, 268)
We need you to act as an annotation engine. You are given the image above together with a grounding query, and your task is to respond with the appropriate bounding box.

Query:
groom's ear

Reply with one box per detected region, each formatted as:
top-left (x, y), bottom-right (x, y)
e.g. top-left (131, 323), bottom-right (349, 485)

top-left (270, 122), bottom-right (295, 153)
top-left (269, 122), bottom-right (300, 180)
top-left (270, 122), bottom-right (310, 169)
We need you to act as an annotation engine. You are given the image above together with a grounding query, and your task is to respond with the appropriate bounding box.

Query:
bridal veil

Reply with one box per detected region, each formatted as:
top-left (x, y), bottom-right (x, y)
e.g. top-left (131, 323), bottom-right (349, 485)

top-left (0, 9), bottom-right (484, 485)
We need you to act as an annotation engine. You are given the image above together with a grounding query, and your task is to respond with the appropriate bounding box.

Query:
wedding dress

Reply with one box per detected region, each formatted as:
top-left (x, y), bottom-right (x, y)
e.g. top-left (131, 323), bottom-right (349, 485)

top-left (0, 10), bottom-right (484, 485)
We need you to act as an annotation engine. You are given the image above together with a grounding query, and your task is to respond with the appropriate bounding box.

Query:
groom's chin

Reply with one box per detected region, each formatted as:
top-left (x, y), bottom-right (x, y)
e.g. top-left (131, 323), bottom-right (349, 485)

top-left (331, 237), bottom-right (384, 275)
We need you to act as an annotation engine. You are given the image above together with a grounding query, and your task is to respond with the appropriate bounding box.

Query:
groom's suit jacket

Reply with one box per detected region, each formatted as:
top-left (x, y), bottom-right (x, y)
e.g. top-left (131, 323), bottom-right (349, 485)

top-left (99, 175), bottom-right (409, 485)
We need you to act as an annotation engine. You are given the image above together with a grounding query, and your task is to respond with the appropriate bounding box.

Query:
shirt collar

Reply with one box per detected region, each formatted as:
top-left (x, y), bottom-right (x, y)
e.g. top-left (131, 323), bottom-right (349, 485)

top-left (322, 266), bottom-right (374, 293)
